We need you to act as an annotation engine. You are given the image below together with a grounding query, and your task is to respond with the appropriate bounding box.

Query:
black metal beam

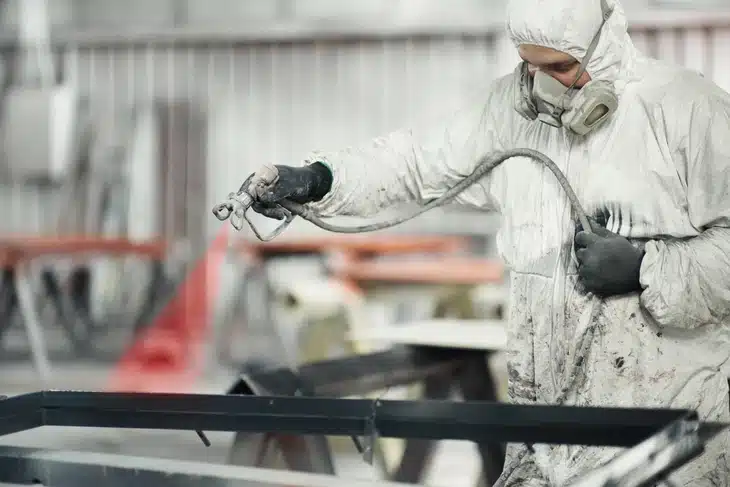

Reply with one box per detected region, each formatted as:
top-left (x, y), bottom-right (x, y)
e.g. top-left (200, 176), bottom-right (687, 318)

top-left (0, 446), bottom-right (402, 487)
top-left (229, 346), bottom-right (467, 398)
top-left (0, 392), bottom-right (44, 437)
top-left (0, 391), bottom-right (693, 448)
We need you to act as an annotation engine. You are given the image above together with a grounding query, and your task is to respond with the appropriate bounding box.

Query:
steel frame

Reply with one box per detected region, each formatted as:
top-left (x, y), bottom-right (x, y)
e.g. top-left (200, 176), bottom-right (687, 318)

top-left (0, 389), bottom-right (724, 487)
top-left (0, 389), bottom-right (695, 446)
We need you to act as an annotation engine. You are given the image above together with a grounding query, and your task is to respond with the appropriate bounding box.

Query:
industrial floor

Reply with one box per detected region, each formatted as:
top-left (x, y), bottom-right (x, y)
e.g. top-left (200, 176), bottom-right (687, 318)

top-left (0, 358), bottom-right (483, 486)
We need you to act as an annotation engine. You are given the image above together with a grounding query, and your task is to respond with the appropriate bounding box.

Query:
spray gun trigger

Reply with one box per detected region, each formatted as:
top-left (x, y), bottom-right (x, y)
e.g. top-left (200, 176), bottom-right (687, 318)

top-left (243, 205), bottom-right (295, 241)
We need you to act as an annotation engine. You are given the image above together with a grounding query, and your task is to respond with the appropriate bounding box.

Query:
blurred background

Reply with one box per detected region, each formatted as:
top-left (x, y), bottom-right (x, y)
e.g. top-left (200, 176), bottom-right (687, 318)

top-left (0, 0), bottom-right (728, 485)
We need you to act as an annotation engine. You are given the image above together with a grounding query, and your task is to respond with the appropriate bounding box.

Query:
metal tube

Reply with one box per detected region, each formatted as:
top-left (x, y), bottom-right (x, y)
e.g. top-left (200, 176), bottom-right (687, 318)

top-left (0, 390), bottom-right (693, 448)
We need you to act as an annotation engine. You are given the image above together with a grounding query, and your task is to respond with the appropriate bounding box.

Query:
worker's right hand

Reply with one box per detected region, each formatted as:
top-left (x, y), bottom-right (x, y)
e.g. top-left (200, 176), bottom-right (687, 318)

top-left (249, 162), bottom-right (333, 220)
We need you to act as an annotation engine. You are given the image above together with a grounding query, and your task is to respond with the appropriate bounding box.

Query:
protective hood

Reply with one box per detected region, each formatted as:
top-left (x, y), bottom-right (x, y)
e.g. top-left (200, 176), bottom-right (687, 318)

top-left (505, 0), bottom-right (639, 84)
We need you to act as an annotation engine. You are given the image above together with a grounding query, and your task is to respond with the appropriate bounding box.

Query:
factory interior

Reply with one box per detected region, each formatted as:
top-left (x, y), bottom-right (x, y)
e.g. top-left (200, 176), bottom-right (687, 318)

top-left (0, 0), bottom-right (728, 486)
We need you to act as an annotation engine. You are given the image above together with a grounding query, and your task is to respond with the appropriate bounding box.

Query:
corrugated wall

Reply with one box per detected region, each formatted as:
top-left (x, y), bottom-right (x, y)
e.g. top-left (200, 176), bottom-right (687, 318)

top-left (4, 21), bottom-right (730, 241)
top-left (67, 36), bottom-right (497, 240)
top-left (630, 26), bottom-right (730, 87)
top-left (70, 37), bottom-right (494, 163)
top-left (68, 23), bottom-right (730, 142)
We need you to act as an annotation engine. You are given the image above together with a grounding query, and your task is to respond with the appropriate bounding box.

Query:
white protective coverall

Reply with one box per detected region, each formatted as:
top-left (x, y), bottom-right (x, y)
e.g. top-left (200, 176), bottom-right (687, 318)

top-left (301, 0), bottom-right (730, 484)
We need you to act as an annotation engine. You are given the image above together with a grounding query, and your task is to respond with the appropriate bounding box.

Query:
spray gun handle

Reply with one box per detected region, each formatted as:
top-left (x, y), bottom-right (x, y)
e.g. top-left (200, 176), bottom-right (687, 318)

top-left (211, 164), bottom-right (296, 241)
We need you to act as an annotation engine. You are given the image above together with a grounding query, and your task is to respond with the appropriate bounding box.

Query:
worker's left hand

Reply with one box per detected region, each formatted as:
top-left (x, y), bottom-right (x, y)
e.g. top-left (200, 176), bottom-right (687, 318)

top-left (574, 218), bottom-right (645, 297)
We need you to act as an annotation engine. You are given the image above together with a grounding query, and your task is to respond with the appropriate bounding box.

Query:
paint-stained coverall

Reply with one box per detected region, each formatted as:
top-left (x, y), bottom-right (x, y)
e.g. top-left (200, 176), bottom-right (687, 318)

top-left (258, 0), bottom-right (730, 483)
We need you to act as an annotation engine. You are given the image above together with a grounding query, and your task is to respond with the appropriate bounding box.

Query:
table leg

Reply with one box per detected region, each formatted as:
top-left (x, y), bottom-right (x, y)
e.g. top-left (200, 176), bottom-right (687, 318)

top-left (69, 266), bottom-right (98, 336)
top-left (14, 265), bottom-right (51, 383)
top-left (0, 269), bottom-right (18, 345)
top-left (131, 261), bottom-right (172, 335)
top-left (390, 373), bottom-right (453, 483)
top-left (227, 432), bottom-right (279, 467)
top-left (41, 269), bottom-right (92, 356)
top-left (457, 352), bottom-right (505, 487)
top-left (69, 267), bottom-right (92, 326)
top-left (237, 262), bottom-right (286, 364)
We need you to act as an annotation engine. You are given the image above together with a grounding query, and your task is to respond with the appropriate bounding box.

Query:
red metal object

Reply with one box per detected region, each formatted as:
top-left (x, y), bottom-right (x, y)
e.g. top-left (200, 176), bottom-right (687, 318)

top-left (108, 228), bottom-right (229, 393)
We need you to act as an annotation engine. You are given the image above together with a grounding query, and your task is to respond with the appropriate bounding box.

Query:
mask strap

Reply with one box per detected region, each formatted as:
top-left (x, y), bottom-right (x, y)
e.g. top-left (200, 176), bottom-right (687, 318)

top-left (552, 0), bottom-right (614, 111)
top-left (571, 0), bottom-right (614, 87)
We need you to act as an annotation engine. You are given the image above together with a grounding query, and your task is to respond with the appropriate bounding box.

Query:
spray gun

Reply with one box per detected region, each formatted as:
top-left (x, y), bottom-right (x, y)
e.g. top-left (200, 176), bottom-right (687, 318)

top-left (212, 165), bottom-right (296, 241)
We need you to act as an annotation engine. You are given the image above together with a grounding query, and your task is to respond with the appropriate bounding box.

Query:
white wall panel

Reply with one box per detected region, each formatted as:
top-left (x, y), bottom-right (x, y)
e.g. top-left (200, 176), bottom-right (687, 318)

top-left (291, 0), bottom-right (390, 19)
top-left (681, 28), bottom-right (710, 76)
top-left (65, 37), bottom-right (495, 239)
top-left (655, 28), bottom-right (680, 64)
top-left (185, 0), bottom-right (282, 24)
top-left (50, 20), bottom-right (730, 240)
top-left (709, 27), bottom-right (730, 91)
top-left (72, 0), bottom-right (176, 29)
top-left (629, 29), bottom-right (652, 57)
top-left (0, 0), bottom-right (73, 28)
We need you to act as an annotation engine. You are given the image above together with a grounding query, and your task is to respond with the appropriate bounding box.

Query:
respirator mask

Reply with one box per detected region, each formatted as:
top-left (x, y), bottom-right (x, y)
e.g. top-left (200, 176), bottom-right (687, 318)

top-left (514, 0), bottom-right (618, 136)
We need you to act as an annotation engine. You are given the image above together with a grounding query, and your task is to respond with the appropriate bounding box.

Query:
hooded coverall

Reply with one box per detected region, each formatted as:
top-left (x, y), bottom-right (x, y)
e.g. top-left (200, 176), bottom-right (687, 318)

top-left (301, 0), bottom-right (730, 484)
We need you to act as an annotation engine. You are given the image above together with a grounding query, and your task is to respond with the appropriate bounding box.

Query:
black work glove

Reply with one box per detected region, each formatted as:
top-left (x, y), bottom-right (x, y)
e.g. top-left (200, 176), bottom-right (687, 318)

top-left (247, 162), bottom-right (332, 220)
top-left (574, 218), bottom-right (645, 297)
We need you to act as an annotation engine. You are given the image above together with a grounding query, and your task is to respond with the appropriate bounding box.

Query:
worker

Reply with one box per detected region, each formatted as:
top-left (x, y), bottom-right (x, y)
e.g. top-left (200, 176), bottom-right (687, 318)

top-left (246, 0), bottom-right (730, 484)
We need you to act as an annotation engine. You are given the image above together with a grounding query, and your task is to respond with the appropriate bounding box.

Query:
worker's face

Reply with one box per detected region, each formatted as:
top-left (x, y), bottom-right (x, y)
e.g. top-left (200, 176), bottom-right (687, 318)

top-left (518, 44), bottom-right (592, 89)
